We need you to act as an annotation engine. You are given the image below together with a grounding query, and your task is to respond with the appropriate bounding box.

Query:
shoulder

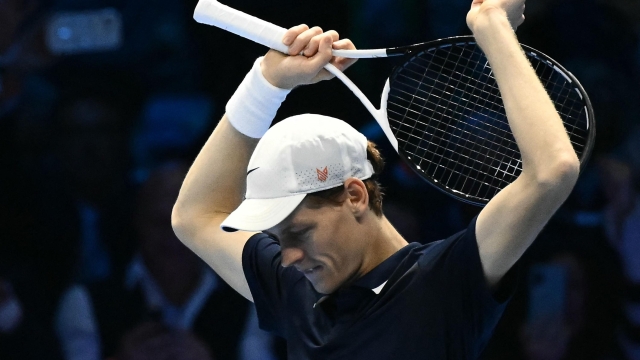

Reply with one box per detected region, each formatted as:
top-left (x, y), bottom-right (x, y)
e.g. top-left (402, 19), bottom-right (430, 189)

top-left (242, 232), bottom-right (285, 273)
top-left (414, 216), bottom-right (479, 267)
top-left (242, 232), bottom-right (307, 292)
top-left (243, 232), bottom-right (280, 255)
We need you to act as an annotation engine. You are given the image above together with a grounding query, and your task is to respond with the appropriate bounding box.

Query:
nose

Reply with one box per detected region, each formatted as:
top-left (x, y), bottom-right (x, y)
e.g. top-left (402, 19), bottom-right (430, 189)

top-left (281, 246), bottom-right (305, 268)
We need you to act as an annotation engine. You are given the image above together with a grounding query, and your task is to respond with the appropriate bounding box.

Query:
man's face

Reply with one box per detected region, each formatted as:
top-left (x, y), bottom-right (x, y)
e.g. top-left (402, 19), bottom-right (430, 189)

top-left (266, 195), bottom-right (366, 294)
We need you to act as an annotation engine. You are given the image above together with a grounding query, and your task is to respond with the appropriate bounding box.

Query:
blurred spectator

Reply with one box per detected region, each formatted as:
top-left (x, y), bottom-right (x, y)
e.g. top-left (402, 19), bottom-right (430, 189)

top-left (55, 162), bottom-right (279, 360)
top-left (1, 0), bottom-right (58, 171)
top-left (109, 322), bottom-right (213, 360)
top-left (599, 157), bottom-right (640, 359)
top-left (131, 93), bottom-right (214, 183)
top-left (44, 0), bottom-right (198, 94)
top-left (0, 155), bottom-right (80, 360)
top-left (482, 225), bottom-right (623, 360)
top-left (515, 0), bottom-right (637, 69)
top-left (602, 0), bottom-right (640, 52)
top-left (0, 0), bottom-right (54, 71)
top-left (0, 280), bottom-right (23, 335)
top-left (519, 253), bottom-right (598, 360)
top-left (53, 95), bottom-right (135, 282)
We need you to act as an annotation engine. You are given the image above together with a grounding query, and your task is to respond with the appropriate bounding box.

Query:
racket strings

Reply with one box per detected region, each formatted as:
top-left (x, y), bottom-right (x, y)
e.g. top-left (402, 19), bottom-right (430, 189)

top-left (390, 105), bottom-right (518, 176)
top-left (411, 48), bottom-right (589, 136)
top-left (393, 73), bottom-right (518, 145)
top-left (387, 104), bottom-right (520, 166)
top-left (416, 44), bottom-right (472, 182)
top-left (397, 54), bottom-right (588, 147)
top-left (389, 123), bottom-right (516, 189)
top-left (412, 45), bottom-right (589, 143)
top-left (395, 43), bottom-right (521, 198)
top-left (387, 41), bottom-right (590, 203)
top-left (402, 146), bottom-right (507, 192)
top-left (390, 81), bottom-right (583, 151)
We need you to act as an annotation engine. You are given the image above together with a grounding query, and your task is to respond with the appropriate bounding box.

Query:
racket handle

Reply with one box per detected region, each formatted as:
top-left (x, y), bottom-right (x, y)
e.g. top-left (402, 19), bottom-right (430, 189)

top-left (194, 0), bottom-right (289, 54)
top-left (194, 0), bottom-right (390, 59)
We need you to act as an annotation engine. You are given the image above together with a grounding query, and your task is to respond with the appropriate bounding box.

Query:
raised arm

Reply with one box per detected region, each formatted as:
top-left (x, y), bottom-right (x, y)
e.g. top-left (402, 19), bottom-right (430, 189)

top-left (467, 0), bottom-right (580, 286)
top-left (171, 25), bottom-right (356, 301)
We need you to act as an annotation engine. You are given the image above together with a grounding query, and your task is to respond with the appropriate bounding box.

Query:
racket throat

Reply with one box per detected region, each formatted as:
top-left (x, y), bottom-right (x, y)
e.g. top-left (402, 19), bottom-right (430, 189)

top-left (324, 64), bottom-right (398, 151)
top-left (379, 79), bottom-right (398, 151)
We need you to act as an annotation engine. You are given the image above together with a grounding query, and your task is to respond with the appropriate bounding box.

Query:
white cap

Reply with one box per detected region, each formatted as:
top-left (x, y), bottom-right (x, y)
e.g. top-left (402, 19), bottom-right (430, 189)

top-left (221, 114), bottom-right (375, 232)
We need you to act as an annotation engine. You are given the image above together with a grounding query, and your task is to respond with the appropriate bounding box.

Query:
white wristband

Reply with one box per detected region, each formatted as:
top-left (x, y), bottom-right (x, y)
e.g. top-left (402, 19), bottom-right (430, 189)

top-left (226, 57), bottom-right (291, 138)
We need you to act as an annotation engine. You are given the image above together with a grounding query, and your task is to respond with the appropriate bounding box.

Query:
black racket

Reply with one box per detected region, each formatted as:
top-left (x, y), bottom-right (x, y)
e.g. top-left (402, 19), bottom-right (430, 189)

top-left (194, 0), bottom-right (596, 206)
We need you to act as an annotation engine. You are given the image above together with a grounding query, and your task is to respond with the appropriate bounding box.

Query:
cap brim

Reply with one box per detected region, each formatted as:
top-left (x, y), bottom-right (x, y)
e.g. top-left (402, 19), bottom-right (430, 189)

top-left (220, 194), bottom-right (307, 232)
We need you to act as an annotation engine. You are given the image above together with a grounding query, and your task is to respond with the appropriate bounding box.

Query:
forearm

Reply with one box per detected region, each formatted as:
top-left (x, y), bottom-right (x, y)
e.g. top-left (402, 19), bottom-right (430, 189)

top-left (173, 117), bottom-right (258, 222)
top-left (473, 12), bottom-right (579, 181)
top-left (173, 55), bottom-right (291, 230)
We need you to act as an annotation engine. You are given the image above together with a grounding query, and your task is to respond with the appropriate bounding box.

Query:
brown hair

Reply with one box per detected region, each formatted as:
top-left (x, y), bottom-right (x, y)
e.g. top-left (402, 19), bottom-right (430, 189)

top-left (306, 141), bottom-right (385, 216)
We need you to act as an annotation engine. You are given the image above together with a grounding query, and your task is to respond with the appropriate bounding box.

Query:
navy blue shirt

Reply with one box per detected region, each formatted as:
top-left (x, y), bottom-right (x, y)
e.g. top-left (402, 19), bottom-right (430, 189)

top-left (242, 217), bottom-right (517, 359)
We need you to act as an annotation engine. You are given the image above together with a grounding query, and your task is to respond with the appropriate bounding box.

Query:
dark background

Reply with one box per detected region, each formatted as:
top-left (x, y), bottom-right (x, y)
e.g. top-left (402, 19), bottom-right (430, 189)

top-left (1, 0), bottom-right (639, 359)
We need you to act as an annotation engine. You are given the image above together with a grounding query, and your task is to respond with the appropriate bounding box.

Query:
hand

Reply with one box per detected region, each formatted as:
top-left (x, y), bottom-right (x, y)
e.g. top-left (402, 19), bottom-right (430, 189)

top-left (466, 0), bottom-right (526, 33)
top-left (261, 24), bottom-right (358, 89)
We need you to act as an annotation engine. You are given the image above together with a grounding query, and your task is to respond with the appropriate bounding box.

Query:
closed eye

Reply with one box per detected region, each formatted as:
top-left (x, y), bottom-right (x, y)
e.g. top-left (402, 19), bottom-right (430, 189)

top-left (282, 227), bottom-right (314, 247)
top-left (264, 224), bottom-right (315, 247)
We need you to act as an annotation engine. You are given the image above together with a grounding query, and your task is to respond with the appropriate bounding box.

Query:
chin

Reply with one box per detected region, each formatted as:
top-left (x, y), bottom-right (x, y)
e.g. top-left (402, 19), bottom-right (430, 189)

top-left (311, 282), bottom-right (335, 295)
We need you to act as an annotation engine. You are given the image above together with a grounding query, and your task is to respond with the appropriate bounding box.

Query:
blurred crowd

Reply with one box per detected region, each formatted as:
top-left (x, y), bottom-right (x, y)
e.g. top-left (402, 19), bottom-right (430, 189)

top-left (0, 0), bottom-right (639, 359)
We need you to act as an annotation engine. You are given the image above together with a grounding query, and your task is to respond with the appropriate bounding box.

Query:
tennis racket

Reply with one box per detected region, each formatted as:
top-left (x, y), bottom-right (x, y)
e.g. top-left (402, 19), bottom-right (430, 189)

top-left (194, 0), bottom-right (596, 206)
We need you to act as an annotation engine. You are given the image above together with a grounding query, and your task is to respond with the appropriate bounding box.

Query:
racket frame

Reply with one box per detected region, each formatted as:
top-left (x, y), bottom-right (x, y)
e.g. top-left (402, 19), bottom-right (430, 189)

top-left (385, 36), bottom-right (596, 205)
top-left (194, 0), bottom-right (596, 206)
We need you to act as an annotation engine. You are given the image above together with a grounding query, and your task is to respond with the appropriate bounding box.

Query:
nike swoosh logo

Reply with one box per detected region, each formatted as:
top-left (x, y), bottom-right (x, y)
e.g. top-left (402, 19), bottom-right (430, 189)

top-left (247, 167), bottom-right (260, 175)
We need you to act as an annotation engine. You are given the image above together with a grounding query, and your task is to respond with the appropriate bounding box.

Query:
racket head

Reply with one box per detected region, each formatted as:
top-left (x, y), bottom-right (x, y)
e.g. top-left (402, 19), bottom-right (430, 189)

top-left (384, 36), bottom-right (595, 206)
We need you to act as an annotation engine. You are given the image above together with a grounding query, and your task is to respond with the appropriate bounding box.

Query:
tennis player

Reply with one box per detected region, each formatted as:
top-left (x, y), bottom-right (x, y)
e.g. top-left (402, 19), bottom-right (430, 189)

top-left (172, 0), bottom-right (580, 357)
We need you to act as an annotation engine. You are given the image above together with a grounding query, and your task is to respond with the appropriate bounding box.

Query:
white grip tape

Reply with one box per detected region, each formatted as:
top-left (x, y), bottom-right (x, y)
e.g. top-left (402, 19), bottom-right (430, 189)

top-left (194, 0), bottom-right (288, 54)
top-left (226, 57), bottom-right (290, 138)
top-left (332, 49), bottom-right (387, 58)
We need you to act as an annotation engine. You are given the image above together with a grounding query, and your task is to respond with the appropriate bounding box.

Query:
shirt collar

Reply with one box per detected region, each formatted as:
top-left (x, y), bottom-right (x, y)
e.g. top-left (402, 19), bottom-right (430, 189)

top-left (314, 242), bottom-right (420, 307)
top-left (352, 242), bottom-right (420, 292)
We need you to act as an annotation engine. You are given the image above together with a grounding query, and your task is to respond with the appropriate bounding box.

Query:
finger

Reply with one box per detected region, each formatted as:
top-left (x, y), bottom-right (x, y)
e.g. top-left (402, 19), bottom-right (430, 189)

top-left (309, 36), bottom-right (339, 82)
top-left (303, 30), bottom-right (339, 57)
top-left (331, 56), bottom-right (358, 72)
top-left (282, 24), bottom-right (309, 46)
top-left (288, 26), bottom-right (323, 56)
top-left (332, 38), bottom-right (355, 50)
top-left (330, 38), bottom-right (357, 72)
top-left (307, 35), bottom-right (333, 73)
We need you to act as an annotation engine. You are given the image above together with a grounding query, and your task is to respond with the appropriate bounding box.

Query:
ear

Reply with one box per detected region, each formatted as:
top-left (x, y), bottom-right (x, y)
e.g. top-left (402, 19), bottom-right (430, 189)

top-left (343, 178), bottom-right (369, 216)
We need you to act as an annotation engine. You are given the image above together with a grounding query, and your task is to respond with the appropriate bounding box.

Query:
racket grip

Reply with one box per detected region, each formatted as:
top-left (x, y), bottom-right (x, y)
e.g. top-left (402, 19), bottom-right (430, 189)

top-left (194, 0), bottom-right (289, 54)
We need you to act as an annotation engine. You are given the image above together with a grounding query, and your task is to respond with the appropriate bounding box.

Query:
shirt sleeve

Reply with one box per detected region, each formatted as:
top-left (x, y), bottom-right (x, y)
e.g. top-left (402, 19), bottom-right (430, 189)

top-left (242, 233), bottom-right (304, 336)
top-left (418, 216), bottom-right (519, 353)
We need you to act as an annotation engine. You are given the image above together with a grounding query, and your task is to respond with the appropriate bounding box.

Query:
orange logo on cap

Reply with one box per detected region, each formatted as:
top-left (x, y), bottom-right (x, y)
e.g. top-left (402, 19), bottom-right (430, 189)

top-left (317, 167), bottom-right (328, 182)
